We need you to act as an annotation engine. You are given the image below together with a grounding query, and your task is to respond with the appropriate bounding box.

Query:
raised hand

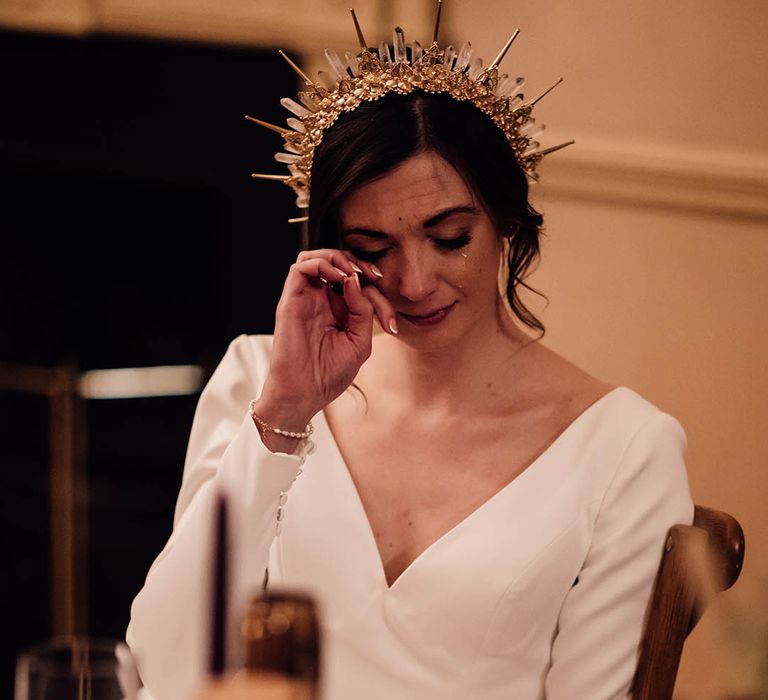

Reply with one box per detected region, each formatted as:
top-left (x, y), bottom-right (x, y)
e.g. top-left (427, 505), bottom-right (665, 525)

top-left (252, 249), bottom-right (397, 440)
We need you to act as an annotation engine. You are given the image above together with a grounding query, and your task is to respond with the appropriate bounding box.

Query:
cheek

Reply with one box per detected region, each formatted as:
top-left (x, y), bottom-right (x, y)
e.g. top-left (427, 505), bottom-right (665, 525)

top-left (457, 243), bottom-right (502, 292)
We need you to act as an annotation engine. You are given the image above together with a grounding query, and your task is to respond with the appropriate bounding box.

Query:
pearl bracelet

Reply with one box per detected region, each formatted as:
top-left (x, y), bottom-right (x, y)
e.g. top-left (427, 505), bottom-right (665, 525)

top-left (248, 399), bottom-right (314, 439)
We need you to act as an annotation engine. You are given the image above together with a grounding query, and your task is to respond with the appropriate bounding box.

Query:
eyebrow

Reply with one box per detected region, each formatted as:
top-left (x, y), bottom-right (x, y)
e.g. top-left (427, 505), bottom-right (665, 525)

top-left (341, 204), bottom-right (479, 239)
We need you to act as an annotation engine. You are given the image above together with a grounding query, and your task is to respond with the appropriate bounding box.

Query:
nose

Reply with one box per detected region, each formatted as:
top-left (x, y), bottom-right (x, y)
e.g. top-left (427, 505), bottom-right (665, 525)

top-left (395, 249), bottom-right (439, 303)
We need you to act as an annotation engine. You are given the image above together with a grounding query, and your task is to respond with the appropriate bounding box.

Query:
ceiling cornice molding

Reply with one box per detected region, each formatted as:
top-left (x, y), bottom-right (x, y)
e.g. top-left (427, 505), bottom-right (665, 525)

top-left (539, 137), bottom-right (768, 220)
top-left (0, 0), bottom-right (434, 52)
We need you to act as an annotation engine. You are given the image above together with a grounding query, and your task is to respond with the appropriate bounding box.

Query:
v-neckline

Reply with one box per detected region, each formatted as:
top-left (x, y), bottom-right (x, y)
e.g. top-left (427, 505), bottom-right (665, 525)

top-left (319, 386), bottom-right (625, 591)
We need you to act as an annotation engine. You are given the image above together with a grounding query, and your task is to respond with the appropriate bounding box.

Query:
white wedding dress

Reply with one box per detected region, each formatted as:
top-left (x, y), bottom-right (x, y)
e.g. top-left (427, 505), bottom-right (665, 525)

top-left (127, 334), bottom-right (693, 700)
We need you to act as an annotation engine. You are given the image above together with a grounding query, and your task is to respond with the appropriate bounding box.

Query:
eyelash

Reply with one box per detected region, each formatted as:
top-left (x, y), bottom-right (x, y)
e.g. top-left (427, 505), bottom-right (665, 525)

top-left (350, 232), bottom-right (472, 262)
top-left (438, 231), bottom-right (472, 250)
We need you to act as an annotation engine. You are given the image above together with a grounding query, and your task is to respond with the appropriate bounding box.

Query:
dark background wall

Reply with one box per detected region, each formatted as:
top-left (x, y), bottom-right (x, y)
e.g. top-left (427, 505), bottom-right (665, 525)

top-left (0, 29), bottom-right (301, 696)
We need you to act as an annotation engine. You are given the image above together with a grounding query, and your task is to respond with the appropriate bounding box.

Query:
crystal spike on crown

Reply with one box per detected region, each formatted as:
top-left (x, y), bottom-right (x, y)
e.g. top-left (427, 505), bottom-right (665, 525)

top-left (248, 2), bottom-right (574, 220)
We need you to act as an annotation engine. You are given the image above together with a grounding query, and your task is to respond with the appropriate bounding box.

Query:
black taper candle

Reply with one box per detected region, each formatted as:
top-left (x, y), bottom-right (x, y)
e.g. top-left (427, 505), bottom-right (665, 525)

top-left (209, 493), bottom-right (228, 677)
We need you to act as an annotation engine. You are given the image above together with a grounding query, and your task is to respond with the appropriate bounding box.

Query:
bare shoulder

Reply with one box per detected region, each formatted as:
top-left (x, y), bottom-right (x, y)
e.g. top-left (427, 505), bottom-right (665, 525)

top-left (511, 340), bottom-right (616, 417)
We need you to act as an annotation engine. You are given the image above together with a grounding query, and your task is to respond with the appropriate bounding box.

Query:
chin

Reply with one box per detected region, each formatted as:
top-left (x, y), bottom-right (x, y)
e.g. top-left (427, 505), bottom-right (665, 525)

top-left (396, 317), bottom-right (470, 352)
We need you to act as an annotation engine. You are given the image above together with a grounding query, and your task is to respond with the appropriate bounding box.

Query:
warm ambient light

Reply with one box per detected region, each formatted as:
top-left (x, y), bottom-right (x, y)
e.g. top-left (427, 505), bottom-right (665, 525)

top-left (78, 365), bottom-right (204, 399)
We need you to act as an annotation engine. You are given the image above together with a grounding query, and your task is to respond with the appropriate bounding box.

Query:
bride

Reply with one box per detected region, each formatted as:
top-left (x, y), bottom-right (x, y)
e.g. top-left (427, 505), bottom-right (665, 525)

top-left (128, 26), bottom-right (692, 700)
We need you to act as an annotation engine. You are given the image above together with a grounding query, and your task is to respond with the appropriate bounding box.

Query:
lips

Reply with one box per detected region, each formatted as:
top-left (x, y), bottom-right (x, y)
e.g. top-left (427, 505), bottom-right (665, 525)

top-left (399, 302), bottom-right (456, 327)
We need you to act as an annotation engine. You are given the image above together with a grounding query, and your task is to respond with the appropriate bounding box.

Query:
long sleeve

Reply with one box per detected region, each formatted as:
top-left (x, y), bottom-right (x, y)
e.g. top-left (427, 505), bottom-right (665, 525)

top-left (544, 411), bottom-right (694, 699)
top-left (126, 335), bottom-right (306, 700)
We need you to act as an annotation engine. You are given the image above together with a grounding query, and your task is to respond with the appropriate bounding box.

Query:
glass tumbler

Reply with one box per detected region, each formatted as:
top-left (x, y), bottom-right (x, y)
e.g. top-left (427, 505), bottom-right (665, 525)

top-left (15, 637), bottom-right (141, 700)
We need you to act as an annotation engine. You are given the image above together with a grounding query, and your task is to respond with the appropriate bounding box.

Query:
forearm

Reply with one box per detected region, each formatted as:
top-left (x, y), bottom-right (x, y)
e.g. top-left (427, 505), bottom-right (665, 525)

top-left (128, 414), bottom-right (305, 700)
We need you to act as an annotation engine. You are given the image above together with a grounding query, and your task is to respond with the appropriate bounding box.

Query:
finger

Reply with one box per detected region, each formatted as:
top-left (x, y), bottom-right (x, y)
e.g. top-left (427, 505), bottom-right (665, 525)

top-left (362, 261), bottom-right (385, 281)
top-left (284, 259), bottom-right (349, 295)
top-left (337, 251), bottom-right (384, 283)
top-left (342, 274), bottom-right (374, 351)
top-left (298, 248), bottom-right (383, 285)
top-left (361, 284), bottom-right (398, 335)
top-left (296, 249), bottom-right (360, 277)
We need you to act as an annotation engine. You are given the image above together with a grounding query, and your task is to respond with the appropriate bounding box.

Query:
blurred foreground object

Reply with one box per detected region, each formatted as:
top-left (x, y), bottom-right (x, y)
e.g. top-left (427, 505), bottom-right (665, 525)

top-left (242, 592), bottom-right (320, 693)
top-left (15, 637), bottom-right (141, 700)
top-left (631, 505), bottom-right (745, 699)
top-left (196, 592), bottom-right (320, 700)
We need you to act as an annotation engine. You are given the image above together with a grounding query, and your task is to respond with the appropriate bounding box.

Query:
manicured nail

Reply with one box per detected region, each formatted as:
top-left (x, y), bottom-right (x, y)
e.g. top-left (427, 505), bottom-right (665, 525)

top-left (388, 318), bottom-right (398, 334)
top-left (353, 272), bottom-right (361, 288)
top-left (371, 264), bottom-right (384, 278)
top-left (319, 276), bottom-right (328, 285)
top-left (336, 268), bottom-right (348, 278)
top-left (350, 263), bottom-right (363, 274)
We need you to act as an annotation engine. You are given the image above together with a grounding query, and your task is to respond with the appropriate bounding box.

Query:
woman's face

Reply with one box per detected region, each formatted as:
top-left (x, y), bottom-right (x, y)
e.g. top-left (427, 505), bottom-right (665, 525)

top-left (339, 150), bottom-right (504, 348)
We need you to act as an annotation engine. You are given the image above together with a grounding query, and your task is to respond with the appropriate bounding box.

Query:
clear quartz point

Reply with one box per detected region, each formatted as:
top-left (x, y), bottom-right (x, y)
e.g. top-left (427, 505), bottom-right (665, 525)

top-left (324, 48), bottom-right (347, 80)
top-left (512, 76), bottom-right (526, 92)
top-left (316, 70), bottom-right (336, 89)
top-left (284, 142), bottom-right (300, 154)
top-left (281, 97), bottom-right (311, 119)
top-left (523, 140), bottom-right (541, 155)
top-left (521, 121), bottom-right (546, 140)
top-left (275, 152), bottom-right (300, 164)
top-left (508, 93), bottom-right (524, 110)
top-left (378, 41), bottom-right (392, 65)
top-left (443, 45), bottom-right (456, 69)
top-left (498, 75), bottom-right (525, 96)
top-left (409, 41), bottom-right (422, 63)
top-left (393, 27), bottom-right (407, 63)
top-left (286, 117), bottom-right (306, 133)
top-left (344, 51), bottom-right (360, 76)
top-left (288, 164), bottom-right (301, 177)
top-left (298, 92), bottom-right (319, 111)
top-left (454, 42), bottom-right (472, 72)
top-left (468, 57), bottom-right (483, 79)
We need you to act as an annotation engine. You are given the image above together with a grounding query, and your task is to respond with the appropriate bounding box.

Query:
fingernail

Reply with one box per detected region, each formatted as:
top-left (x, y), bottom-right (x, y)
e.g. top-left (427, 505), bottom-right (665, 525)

top-left (336, 268), bottom-right (348, 278)
top-left (388, 318), bottom-right (398, 334)
top-left (350, 263), bottom-right (363, 274)
top-left (371, 264), bottom-right (384, 278)
top-left (319, 276), bottom-right (328, 285)
top-left (353, 272), bottom-right (361, 288)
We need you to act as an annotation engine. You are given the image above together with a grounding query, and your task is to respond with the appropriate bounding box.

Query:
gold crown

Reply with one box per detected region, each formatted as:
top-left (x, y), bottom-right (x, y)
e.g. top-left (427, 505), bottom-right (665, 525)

top-left (248, 2), bottom-right (574, 223)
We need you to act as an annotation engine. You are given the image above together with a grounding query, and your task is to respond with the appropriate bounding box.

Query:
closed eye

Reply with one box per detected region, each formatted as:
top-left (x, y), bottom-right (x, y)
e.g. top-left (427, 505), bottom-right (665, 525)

top-left (349, 232), bottom-right (471, 261)
top-left (348, 247), bottom-right (388, 262)
top-left (434, 232), bottom-right (471, 250)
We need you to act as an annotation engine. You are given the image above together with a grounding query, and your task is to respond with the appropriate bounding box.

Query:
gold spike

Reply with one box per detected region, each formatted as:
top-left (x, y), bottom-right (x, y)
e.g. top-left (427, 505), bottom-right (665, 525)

top-left (244, 115), bottom-right (289, 135)
top-left (432, 0), bottom-right (443, 44)
top-left (251, 173), bottom-right (291, 181)
top-left (350, 8), bottom-right (368, 51)
top-left (278, 50), bottom-right (313, 86)
top-left (527, 77), bottom-right (564, 107)
top-left (530, 140), bottom-right (575, 157)
top-left (488, 29), bottom-right (520, 72)
top-left (288, 216), bottom-right (309, 224)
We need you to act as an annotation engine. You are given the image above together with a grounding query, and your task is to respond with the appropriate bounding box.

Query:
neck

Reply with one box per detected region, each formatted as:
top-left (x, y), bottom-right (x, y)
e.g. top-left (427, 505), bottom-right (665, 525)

top-left (372, 302), bottom-right (535, 414)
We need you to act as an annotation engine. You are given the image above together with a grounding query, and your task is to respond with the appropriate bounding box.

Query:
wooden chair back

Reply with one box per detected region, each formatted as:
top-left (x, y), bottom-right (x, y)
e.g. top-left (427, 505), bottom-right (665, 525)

top-left (630, 505), bottom-right (745, 700)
